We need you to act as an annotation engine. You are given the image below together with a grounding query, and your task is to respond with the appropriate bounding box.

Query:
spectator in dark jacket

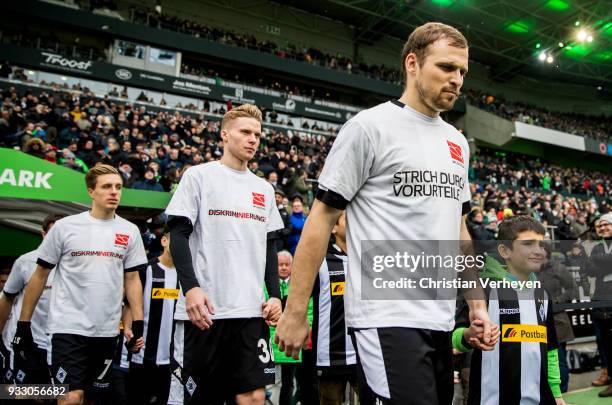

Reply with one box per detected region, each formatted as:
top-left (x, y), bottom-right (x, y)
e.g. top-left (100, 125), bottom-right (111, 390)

top-left (586, 213), bottom-right (612, 397)
top-left (132, 168), bottom-right (164, 192)
top-left (538, 249), bottom-right (577, 393)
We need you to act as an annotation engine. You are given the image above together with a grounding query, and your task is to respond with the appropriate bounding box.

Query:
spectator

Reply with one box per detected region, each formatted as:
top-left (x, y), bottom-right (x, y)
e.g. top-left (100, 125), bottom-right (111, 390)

top-left (132, 168), bottom-right (164, 192)
top-left (287, 196), bottom-right (306, 255)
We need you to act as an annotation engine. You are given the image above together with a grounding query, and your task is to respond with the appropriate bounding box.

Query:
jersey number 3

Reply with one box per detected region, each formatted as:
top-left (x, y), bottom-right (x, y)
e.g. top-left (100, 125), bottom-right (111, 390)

top-left (258, 338), bottom-right (274, 363)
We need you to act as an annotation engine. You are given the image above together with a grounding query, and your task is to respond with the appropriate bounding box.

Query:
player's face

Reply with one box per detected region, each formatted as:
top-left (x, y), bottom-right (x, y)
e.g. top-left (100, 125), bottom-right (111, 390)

top-left (414, 39), bottom-right (468, 113)
top-left (278, 254), bottom-right (292, 279)
top-left (88, 174), bottom-right (123, 211)
top-left (222, 117), bottom-right (261, 163)
top-left (499, 231), bottom-right (547, 275)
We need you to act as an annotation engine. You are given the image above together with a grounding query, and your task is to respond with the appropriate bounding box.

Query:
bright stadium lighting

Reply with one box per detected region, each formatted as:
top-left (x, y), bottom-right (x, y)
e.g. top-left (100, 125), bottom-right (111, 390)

top-left (546, 55), bottom-right (554, 63)
top-left (587, 35), bottom-right (593, 42)
top-left (577, 29), bottom-right (588, 41)
top-left (27, 70), bottom-right (34, 75)
top-left (558, 42), bottom-right (564, 47)
top-left (536, 43), bottom-right (541, 49)
top-left (61, 76), bottom-right (67, 81)
top-left (538, 52), bottom-right (547, 61)
top-left (575, 20), bottom-right (580, 26)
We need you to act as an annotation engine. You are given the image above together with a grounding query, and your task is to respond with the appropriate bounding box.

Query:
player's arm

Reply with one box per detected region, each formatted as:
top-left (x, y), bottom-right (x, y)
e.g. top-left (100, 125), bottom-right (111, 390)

top-left (0, 292), bottom-right (16, 333)
top-left (168, 215), bottom-right (215, 330)
top-left (459, 216), bottom-right (499, 347)
top-left (19, 264), bottom-right (51, 322)
top-left (0, 257), bottom-right (27, 332)
top-left (275, 199), bottom-right (342, 358)
top-left (263, 233), bottom-right (281, 326)
top-left (124, 268), bottom-right (145, 352)
top-left (14, 264), bottom-right (51, 354)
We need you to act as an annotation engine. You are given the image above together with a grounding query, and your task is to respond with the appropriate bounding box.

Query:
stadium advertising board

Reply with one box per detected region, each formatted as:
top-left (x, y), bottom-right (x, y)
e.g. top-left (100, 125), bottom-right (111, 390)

top-left (584, 137), bottom-right (612, 157)
top-left (514, 121), bottom-right (586, 151)
top-left (0, 148), bottom-right (170, 209)
top-left (3, 45), bottom-right (359, 123)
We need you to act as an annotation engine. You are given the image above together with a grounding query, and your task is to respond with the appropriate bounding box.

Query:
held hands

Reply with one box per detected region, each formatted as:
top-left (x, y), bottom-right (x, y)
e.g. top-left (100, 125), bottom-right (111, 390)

top-left (185, 287), bottom-right (215, 330)
top-left (262, 297), bottom-right (282, 326)
top-left (125, 320), bottom-right (145, 353)
top-left (467, 307), bottom-right (500, 350)
top-left (274, 310), bottom-right (310, 360)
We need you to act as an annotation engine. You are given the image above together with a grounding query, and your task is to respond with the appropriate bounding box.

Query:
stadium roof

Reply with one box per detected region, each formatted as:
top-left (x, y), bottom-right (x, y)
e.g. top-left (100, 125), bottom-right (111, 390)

top-left (275, 0), bottom-right (612, 86)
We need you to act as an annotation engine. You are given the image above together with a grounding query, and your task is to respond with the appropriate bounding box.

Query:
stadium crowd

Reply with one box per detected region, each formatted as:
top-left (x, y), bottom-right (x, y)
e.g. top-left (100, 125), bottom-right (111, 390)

top-left (465, 89), bottom-right (612, 142)
top-left (3, 21), bottom-right (611, 141)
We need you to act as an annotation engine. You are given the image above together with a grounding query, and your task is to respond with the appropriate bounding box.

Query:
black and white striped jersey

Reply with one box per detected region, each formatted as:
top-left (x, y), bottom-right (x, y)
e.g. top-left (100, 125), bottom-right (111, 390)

top-left (131, 258), bottom-right (179, 366)
top-left (458, 285), bottom-right (558, 405)
top-left (312, 244), bottom-right (356, 367)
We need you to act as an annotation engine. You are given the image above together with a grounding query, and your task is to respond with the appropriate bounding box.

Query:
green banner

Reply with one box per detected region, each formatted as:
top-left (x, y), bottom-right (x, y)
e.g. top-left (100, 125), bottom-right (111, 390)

top-left (0, 148), bottom-right (171, 209)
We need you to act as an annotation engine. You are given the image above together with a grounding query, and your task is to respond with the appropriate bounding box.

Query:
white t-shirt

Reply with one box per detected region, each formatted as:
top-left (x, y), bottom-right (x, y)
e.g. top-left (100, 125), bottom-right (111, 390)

top-left (165, 161), bottom-right (284, 320)
top-left (37, 211), bottom-right (147, 337)
top-left (317, 101), bottom-right (471, 331)
top-left (2, 249), bottom-right (54, 350)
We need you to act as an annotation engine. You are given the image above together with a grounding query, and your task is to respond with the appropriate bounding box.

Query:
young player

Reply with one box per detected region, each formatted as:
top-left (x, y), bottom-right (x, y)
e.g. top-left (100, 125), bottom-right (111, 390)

top-left (454, 216), bottom-right (566, 405)
top-left (0, 214), bottom-right (64, 384)
top-left (166, 104), bottom-right (284, 404)
top-left (127, 226), bottom-right (178, 404)
top-left (14, 164), bottom-right (147, 405)
top-left (311, 212), bottom-right (364, 404)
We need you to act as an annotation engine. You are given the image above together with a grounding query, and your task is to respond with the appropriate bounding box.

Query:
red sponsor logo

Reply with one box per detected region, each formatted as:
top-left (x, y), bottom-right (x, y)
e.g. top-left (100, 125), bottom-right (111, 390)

top-left (447, 140), bottom-right (464, 164)
top-left (252, 192), bottom-right (265, 208)
top-left (114, 234), bottom-right (130, 246)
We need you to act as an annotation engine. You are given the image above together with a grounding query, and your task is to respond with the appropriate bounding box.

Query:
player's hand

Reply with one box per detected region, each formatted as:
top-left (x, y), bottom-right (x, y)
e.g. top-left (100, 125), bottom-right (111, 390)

top-left (125, 320), bottom-right (145, 353)
top-left (469, 304), bottom-right (500, 347)
top-left (124, 328), bottom-right (145, 353)
top-left (464, 319), bottom-right (497, 351)
top-left (12, 321), bottom-right (35, 361)
top-left (262, 298), bottom-right (282, 326)
top-left (555, 397), bottom-right (566, 405)
top-left (274, 310), bottom-right (309, 360)
top-left (185, 287), bottom-right (215, 330)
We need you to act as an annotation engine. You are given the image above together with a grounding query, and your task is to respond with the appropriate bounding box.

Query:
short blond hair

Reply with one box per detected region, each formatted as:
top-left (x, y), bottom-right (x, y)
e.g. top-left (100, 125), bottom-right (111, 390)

top-left (85, 164), bottom-right (120, 190)
top-left (221, 104), bottom-right (262, 130)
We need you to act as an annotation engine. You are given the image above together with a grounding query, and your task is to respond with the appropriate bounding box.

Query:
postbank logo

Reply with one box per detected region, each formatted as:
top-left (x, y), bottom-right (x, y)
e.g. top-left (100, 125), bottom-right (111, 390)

top-left (331, 282), bottom-right (345, 296)
top-left (502, 324), bottom-right (547, 343)
top-left (152, 288), bottom-right (180, 299)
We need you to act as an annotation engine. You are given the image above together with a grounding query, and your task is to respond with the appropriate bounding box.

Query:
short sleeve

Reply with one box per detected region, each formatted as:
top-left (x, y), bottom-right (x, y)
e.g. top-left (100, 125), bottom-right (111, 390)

top-left (165, 167), bottom-right (201, 225)
top-left (124, 229), bottom-right (147, 271)
top-left (267, 187), bottom-right (284, 233)
top-left (3, 256), bottom-right (27, 295)
top-left (37, 222), bottom-right (63, 268)
top-left (317, 120), bottom-right (374, 207)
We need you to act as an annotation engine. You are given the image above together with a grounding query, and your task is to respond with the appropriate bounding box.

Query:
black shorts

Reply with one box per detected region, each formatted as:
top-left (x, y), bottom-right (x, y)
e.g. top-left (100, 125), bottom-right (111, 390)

top-left (13, 345), bottom-right (51, 384)
top-left (51, 334), bottom-right (118, 395)
top-left (183, 318), bottom-right (275, 403)
top-left (350, 327), bottom-right (453, 405)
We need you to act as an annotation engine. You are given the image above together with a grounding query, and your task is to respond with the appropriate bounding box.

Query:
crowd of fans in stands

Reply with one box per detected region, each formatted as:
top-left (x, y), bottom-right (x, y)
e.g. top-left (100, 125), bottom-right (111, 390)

top-left (130, 7), bottom-right (401, 84)
top-left (465, 89), bottom-right (612, 142)
top-left (1, 85), bottom-right (610, 243)
top-left (3, 18), bottom-right (611, 141)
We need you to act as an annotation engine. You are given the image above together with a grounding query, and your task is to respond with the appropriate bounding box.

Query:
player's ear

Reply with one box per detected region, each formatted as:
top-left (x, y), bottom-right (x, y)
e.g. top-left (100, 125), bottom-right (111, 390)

top-left (497, 242), bottom-right (512, 260)
top-left (220, 129), bottom-right (229, 143)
